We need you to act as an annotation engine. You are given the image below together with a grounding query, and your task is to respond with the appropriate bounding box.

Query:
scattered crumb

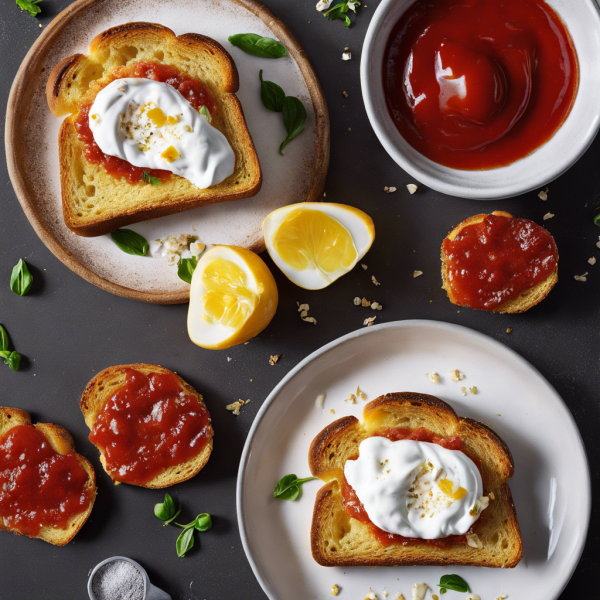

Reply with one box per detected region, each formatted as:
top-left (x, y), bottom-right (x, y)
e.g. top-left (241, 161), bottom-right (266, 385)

top-left (384, 186), bottom-right (397, 193)
top-left (497, 414), bottom-right (502, 417)
top-left (329, 409), bottom-right (336, 414)
top-left (39, 23), bottom-right (43, 28)
top-left (538, 188), bottom-right (548, 201)
top-left (344, 46), bottom-right (350, 51)
top-left (466, 532), bottom-right (483, 549)
top-left (364, 316), bottom-right (377, 327)
top-left (344, 392), bottom-right (357, 404)
top-left (354, 297), bottom-right (362, 306)
top-left (357, 386), bottom-right (367, 401)
top-left (432, 595), bottom-right (439, 600)
top-left (412, 583), bottom-right (428, 600)
top-left (382, 592), bottom-right (389, 599)
top-left (297, 302), bottom-right (317, 324)
top-left (406, 183), bottom-right (418, 194)
top-left (495, 595), bottom-right (508, 599)
top-left (543, 212), bottom-right (555, 220)
top-left (588, 256), bottom-right (597, 265)
top-left (269, 355), bottom-right (280, 366)
top-left (342, 52), bottom-right (352, 60)
top-left (597, 239), bottom-right (600, 249)
top-left (348, 127), bottom-right (352, 132)
top-left (364, 590), bottom-right (377, 600)
top-left (362, 297), bottom-right (371, 307)
top-left (372, 275), bottom-right (381, 286)
top-left (395, 595), bottom-right (405, 600)
top-left (426, 372), bottom-right (440, 383)
top-left (460, 386), bottom-right (467, 396)
top-left (227, 357), bottom-right (232, 362)
top-left (449, 369), bottom-right (465, 382)
top-left (190, 241), bottom-right (206, 257)
top-left (343, 91), bottom-right (348, 98)
top-left (316, 394), bottom-right (326, 409)
top-left (506, 327), bottom-right (513, 334)
top-left (361, 264), bottom-right (368, 270)
top-left (470, 386), bottom-right (478, 394)
top-left (574, 273), bottom-right (588, 282)
top-left (331, 584), bottom-right (340, 596)
top-left (371, 302), bottom-right (382, 310)
top-left (489, 491), bottom-right (496, 500)
top-left (413, 270), bottom-right (423, 278)
top-left (226, 399), bottom-right (250, 416)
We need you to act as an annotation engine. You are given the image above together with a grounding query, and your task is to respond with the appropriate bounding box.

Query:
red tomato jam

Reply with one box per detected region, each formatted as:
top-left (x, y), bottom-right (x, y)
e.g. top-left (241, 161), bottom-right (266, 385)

top-left (341, 427), bottom-right (474, 547)
top-left (383, 0), bottom-right (579, 169)
top-left (442, 213), bottom-right (558, 310)
top-left (74, 61), bottom-right (216, 183)
top-left (0, 425), bottom-right (92, 537)
top-left (89, 369), bottom-right (212, 485)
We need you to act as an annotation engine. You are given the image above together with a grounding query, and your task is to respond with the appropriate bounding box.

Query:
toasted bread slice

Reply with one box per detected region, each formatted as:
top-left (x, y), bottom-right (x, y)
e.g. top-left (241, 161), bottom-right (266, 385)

top-left (441, 211), bottom-right (558, 313)
top-left (46, 22), bottom-right (262, 237)
top-left (0, 407), bottom-right (96, 546)
top-left (80, 363), bottom-right (213, 488)
top-left (309, 393), bottom-right (522, 567)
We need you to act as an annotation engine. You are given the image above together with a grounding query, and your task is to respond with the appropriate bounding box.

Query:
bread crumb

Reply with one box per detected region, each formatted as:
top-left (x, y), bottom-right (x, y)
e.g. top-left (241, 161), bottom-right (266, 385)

top-left (345, 393), bottom-right (357, 404)
top-left (364, 590), bottom-right (377, 600)
top-left (466, 532), bottom-right (483, 549)
top-left (470, 386), bottom-right (477, 394)
top-left (362, 297), bottom-right (371, 307)
top-left (413, 270), bottom-right (423, 278)
top-left (432, 595), bottom-right (439, 600)
top-left (426, 372), bottom-right (440, 383)
top-left (348, 127), bottom-right (352, 132)
top-left (412, 583), bottom-right (428, 600)
top-left (406, 184), bottom-right (418, 194)
top-left (331, 584), bottom-right (340, 596)
top-left (588, 256), bottom-right (596, 265)
top-left (494, 595), bottom-right (508, 599)
top-left (227, 357), bottom-right (232, 362)
top-left (574, 273), bottom-right (588, 282)
top-left (449, 369), bottom-right (464, 382)
top-left (394, 595), bottom-right (405, 600)
top-left (382, 591), bottom-right (389, 599)
top-left (316, 394), bottom-right (326, 409)
top-left (543, 212), bottom-right (555, 220)
top-left (460, 386), bottom-right (467, 396)
top-left (506, 327), bottom-right (513, 334)
top-left (362, 264), bottom-right (368, 270)
top-left (298, 302), bottom-right (317, 324)
top-left (538, 188), bottom-right (548, 201)
top-left (344, 46), bottom-right (350, 51)
top-left (371, 302), bottom-right (381, 310)
top-left (489, 491), bottom-right (495, 500)
top-left (342, 52), bottom-right (352, 60)
top-left (466, 596), bottom-right (481, 600)
top-left (364, 316), bottom-right (377, 327)
top-left (354, 296), bottom-right (362, 305)
top-left (343, 91), bottom-right (348, 98)
top-left (357, 386), bottom-right (367, 401)
top-left (269, 355), bottom-right (280, 365)
top-left (329, 409), bottom-right (336, 414)
top-left (384, 186), bottom-right (397, 193)
top-left (226, 399), bottom-right (250, 416)
top-left (372, 275), bottom-right (381, 286)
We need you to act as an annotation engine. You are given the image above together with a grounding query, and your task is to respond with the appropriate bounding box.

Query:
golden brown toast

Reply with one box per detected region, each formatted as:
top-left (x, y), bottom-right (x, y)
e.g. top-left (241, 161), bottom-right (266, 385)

top-left (47, 22), bottom-right (262, 237)
top-left (441, 211), bottom-right (558, 313)
top-left (309, 393), bottom-right (523, 567)
top-left (80, 363), bottom-right (213, 489)
top-left (0, 407), bottom-right (96, 546)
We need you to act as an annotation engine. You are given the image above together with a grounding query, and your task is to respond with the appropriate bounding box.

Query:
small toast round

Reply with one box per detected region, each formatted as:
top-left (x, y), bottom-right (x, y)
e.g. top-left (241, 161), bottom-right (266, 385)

top-left (80, 363), bottom-right (213, 489)
top-left (441, 211), bottom-right (558, 313)
top-left (308, 392), bottom-right (523, 568)
top-left (0, 407), bottom-right (96, 546)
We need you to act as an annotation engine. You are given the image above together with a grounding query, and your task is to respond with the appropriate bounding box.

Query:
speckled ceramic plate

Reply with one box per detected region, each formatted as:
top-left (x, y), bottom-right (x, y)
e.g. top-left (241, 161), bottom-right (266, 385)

top-left (6, 0), bottom-right (329, 303)
top-left (238, 320), bottom-right (591, 600)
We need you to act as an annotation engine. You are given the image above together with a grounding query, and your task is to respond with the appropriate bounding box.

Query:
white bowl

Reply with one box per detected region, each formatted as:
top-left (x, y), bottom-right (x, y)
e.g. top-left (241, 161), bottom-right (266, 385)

top-left (361, 0), bottom-right (600, 199)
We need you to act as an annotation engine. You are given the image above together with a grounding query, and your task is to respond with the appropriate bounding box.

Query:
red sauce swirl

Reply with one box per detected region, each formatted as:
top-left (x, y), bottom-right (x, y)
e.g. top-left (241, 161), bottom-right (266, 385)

top-left (383, 0), bottom-right (578, 169)
top-left (88, 369), bottom-right (212, 486)
top-left (74, 61), bottom-right (216, 184)
top-left (0, 425), bottom-right (93, 537)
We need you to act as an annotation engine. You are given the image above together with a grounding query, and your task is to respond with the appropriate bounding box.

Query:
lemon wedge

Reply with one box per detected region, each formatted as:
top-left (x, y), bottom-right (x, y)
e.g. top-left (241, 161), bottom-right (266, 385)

top-left (263, 203), bottom-right (375, 289)
top-left (188, 245), bottom-right (278, 350)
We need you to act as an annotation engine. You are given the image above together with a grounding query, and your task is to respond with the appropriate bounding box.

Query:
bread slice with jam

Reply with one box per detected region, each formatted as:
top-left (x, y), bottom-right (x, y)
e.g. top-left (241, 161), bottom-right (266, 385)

top-left (308, 392), bottom-right (523, 567)
top-left (80, 363), bottom-right (213, 489)
top-left (0, 407), bottom-right (96, 546)
top-left (46, 22), bottom-right (261, 237)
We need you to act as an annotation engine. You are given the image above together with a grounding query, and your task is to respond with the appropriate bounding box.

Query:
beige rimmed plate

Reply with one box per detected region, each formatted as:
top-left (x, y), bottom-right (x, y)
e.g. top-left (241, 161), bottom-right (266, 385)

top-left (5, 0), bottom-right (329, 304)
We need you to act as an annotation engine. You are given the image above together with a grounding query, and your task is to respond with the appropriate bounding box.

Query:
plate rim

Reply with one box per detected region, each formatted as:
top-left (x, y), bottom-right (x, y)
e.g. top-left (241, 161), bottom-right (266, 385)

top-left (236, 319), bottom-right (592, 600)
top-left (4, 0), bottom-right (330, 305)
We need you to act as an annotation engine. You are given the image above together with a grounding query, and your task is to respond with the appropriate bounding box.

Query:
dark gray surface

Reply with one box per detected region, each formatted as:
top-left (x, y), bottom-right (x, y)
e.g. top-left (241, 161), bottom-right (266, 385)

top-left (0, 1), bottom-right (598, 598)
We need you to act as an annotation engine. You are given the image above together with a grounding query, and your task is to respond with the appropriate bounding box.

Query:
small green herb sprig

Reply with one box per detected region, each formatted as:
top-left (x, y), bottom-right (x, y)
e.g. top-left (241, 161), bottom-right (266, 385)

top-left (437, 574), bottom-right (470, 595)
top-left (10, 259), bottom-right (33, 296)
top-left (199, 105), bottom-right (212, 123)
top-left (259, 71), bottom-right (307, 155)
top-left (228, 34), bottom-right (287, 59)
top-left (16, 0), bottom-right (43, 17)
top-left (594, 213), bottom-right (600, 226)
top-left (142, 171), bottom-right (162, 186)
top-left (273, 474), bottom-right (317, 501)
top-left (0, 325), bottom-right (22, 372)
top-left (111, 229), bottom-right (149, 256)
top-left (323, 1), bottom-right (361, 27)
top-left (154, 493), bottom-right (212, 557)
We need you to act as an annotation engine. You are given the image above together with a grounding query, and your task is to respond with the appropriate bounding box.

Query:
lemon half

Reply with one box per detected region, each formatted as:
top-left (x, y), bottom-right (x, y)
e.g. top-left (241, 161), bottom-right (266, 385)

top-left (188, 245), bottom-right (278, 350)
top-left (263, 203), bottom-right (375, 289)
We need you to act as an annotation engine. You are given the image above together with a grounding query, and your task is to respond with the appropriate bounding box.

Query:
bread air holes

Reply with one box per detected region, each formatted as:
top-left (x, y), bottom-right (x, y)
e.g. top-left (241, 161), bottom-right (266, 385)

top-left (85, 185), bottom-right (96, 198)
top-left (153, 50), bottom-right (165, 62)
top-left (491, 532), bottom-right (500, 545)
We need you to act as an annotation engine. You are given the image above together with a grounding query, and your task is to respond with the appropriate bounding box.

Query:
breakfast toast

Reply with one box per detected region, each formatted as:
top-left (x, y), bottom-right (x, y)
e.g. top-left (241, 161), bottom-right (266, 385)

top-left (47, 22), bottom-right (262, 237)
top-left (0, 407), bottom-right (96, 546)
top-left (80, 363), bottom-right (213, 488)
top-left (441, 211), bottom-right (558, 313)
top-left (309, 392), bottom-right (523, 567)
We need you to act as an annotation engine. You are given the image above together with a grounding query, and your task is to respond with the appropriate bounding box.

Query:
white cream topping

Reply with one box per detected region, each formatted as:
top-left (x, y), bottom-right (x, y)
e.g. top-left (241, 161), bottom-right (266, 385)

top-left (89, 78), bottom-right (235, 189)
top-left (344, 437), bottom-right (486, 539)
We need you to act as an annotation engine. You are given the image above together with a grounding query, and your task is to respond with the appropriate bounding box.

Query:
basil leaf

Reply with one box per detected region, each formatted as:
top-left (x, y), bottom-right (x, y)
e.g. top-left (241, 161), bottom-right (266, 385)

top-left (259, 70), bottom-right (285, 112)
top-left (437, 574), bottom-right (470, 593)
top-left (273, 474), bottom-right (317, 500)
top-left (324, 1), bottom-right (355, 27)
top-left (594, 213), bottom-right (600, 226)
top-left (439, 589), bottom-right (447, 595)
top-left (279, 97), bottom-right (307, 155)
top-left (16, 0), bottom-right (43, 17)
top-left (155, 493), bottom-right (177, 521)
top-left (199, 105), bottom-right (212, 123)
top-left (176, 526), bottom-right (195, 557)
top-left (0, 325), bottom-right (9, 352)
top-left (228, 33), bottom-right (287, 59)
top-left (178, 257), bottom-right (198, 284)
top-left (163, 507), bottom-right (181, 526)
top-left (10, 259), bottom-right (33, 296)
top-left (0, 351), bottom-right (10, 360)
top-left (142, 171), bottom-right (161, 186)
top-left (194, 513), bottom-right (212, 532)
top-left (6, 351), bottom-right (21, 372)
top-left (111, 229), bottom-right (149, 256)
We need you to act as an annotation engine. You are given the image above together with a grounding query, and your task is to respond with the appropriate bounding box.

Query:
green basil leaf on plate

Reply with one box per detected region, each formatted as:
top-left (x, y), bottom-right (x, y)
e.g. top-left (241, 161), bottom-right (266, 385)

top-left (273, 474), bottom-right (317, 500)
top-left (176, 525), bottom-right (195, 557)
top-left (259, 70), bottom-right (285, 112)
top-left (10, 259), bottom-right (33, 296)
top-left (228, 33), bottom-right (286, 58)
top-left (279, 97), bottom-right (307, 155)
top-left (437, 574), bottom-right (470, 593)
top-left (111, 229), bottom-right (149, 256)
top-left (178, 258), bottom-right (198, 284)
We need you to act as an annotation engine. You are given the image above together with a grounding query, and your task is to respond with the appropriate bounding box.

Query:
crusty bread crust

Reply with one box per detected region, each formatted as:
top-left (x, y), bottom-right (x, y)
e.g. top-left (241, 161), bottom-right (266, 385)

top-left (441, 211), bottom-right (558, 313)
top-left (80, 363), bottom-right (213, 489)
top-left (46, 22), bottom-right (261, 237)
top-left (308, 392), bottom-right (523, 568)
top-left (0, 407), bottom-right (96, 547)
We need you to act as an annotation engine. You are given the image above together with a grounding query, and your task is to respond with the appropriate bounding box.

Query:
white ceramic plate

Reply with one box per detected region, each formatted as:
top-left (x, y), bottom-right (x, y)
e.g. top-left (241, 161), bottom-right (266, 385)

top-left (238, 320), bottom-right (590, 600)
top-left (6, 0), bottom-right (328, 302)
